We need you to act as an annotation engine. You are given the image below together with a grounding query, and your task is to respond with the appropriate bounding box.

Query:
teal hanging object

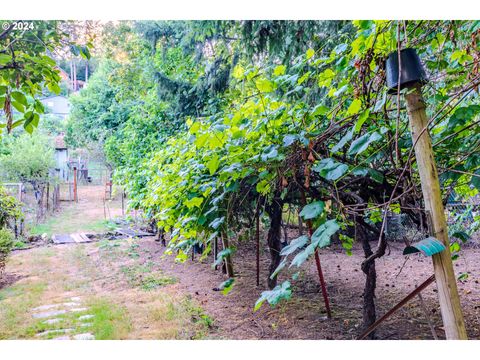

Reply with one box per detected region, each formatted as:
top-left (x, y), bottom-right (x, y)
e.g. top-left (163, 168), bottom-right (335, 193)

top-left (403, 237), bottom-right (446, 257)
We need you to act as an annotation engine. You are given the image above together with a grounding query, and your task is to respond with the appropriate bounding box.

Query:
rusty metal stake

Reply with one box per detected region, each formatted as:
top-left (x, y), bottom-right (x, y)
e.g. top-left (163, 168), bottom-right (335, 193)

top-left (358, 274), bottom-right (435, 340)
top-left (256, 209), bottom-right (260, 286)
top-left (300, 188), bottom-right (332, 319)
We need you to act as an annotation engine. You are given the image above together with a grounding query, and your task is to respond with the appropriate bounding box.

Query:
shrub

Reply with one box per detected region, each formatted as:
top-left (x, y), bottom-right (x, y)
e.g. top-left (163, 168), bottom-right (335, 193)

top-left (0, 186), bottom-right (23, 228)
top-left (0, 133), bottom-right (55, 182)
top-left (0, 227), bottom-right (14, 276)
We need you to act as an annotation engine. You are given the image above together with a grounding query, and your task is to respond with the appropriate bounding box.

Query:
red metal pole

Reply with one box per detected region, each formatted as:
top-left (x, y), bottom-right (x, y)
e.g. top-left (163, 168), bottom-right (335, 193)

top-left (301, 188), bottom-right (332, 319)
top-left (314, 250), bottom-right (332, 318)
top-left (306, 216), bottom-right (332, 318)
top-left (256, 208), bottom-right (260, 286)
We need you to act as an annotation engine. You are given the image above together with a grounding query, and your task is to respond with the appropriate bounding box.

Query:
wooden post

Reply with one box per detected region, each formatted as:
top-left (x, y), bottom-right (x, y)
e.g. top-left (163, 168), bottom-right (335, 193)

top-left (121, 190), bottom-right (125, 216)
top-left (405, 84), bottom-right (467, 339)
top-left (46, 182), bottom-right (50, 212)
top-left (213, 236), bottom-right (218, 270)
top-left (73, 167), bottom-right (78, 203)
top-left (221, 231), bottom-right (234, 278)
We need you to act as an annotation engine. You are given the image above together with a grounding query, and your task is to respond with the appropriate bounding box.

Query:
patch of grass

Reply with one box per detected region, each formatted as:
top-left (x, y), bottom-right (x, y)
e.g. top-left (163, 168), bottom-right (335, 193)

top-left (140, 274), bottom-right (177, 291)
top-left (21, 297), bottom-right (131, 340)
top-left (0, 282), bottom-right (47, 339)
top-left (29, 209), bottom-right (114, 236)
top-left (120, 264), bottom-right (176, 291)
top-left (11, 240), bottom-right (28, 249)
top-left (29, 223), bottom-right (53, 236)
top-left (86, 298), bottom-right (132, 339)
top-left (181, 296), bottom-right (215, 331)
top-left (126, 242), bottom-right (140, 259)
top-left (140, 294), bottom-right (214, 339)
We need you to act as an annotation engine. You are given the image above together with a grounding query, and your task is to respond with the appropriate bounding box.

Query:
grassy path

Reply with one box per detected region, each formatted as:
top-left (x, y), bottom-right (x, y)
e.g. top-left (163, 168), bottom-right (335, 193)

top-left (29, 185), bottom-right (123, 236)
top-left (0, 186), bottom-right (214, 340)
top-left (1, 241), bottom-right (213, 339)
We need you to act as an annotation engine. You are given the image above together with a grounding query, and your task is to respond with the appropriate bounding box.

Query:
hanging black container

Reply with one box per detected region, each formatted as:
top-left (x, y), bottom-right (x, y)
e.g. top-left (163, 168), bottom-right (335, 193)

top-left (385, 48), bottom-right (427, 93)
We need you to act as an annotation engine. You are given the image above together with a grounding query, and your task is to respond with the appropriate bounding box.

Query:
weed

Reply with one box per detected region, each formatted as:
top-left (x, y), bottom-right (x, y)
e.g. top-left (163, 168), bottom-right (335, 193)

top-left (181, 296), bottom-right (214, 330)
top-left (13, 240), bottom-right (28, 249)
top-left (127, 242), bottom-right (140, 259)
top-left (120, 264), bottom-right (176, 291)
top-left (140, 274), bottom-right (176, 291)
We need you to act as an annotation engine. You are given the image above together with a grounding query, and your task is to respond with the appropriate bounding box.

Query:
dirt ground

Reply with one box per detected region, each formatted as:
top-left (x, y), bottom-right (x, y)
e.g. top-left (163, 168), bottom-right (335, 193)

top-left (1, 185), bottom-right (479, 340)
top-left (142, 236), bottom-right (480, 340)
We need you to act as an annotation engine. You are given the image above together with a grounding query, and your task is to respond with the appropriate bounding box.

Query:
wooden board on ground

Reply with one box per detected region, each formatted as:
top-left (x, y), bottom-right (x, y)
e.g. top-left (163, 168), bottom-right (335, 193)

top-left (52, 234), bottom-right (75, 244)
top-left (70, 233), bottom-right (92, 243)
top-left (52, 233), bottom-right (91, 244)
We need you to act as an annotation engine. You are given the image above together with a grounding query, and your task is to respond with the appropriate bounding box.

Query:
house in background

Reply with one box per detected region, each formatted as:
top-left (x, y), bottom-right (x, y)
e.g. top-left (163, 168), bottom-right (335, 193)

top-left (40, 95), bottom-right (71, 120)
top-left (54, 133), bottom-right (69, 181)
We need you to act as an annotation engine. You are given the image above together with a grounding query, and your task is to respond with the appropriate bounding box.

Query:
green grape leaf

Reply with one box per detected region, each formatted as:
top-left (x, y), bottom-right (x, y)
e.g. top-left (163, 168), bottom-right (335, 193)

top-left (299, 201), bottom-right (325, 220)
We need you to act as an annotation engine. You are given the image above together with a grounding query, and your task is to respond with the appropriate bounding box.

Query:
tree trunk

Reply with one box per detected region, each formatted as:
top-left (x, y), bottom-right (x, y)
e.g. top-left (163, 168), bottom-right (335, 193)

top-left (221, 231), bottom-right (234, 277)
top-left (359, 226), bottom-right (377, 339)
top-left (266, 192), bottom-right (283, 289)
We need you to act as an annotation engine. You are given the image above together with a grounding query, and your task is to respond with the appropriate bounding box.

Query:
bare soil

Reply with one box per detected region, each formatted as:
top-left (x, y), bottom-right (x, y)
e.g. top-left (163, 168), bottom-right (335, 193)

top-left (140, 235), bottom-right (480, 340)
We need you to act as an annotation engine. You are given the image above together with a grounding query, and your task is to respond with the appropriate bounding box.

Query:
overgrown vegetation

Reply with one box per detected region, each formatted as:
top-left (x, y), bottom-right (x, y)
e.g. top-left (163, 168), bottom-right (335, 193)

top-left (61, 20), bottom-right (480, 334)
top-left (0, 227), bottom-right (14, 275)
top-left (0, 186), bottom-right (22, 273)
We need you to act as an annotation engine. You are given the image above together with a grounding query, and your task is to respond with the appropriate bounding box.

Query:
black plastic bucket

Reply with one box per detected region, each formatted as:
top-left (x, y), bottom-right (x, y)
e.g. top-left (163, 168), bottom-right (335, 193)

top-left (386, 48), bottom-right (427, 93)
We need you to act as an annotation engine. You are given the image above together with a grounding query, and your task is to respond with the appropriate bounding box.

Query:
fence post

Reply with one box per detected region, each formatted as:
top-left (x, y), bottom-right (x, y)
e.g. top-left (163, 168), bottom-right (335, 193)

top-left (73, 167), bottom-right (78, 203)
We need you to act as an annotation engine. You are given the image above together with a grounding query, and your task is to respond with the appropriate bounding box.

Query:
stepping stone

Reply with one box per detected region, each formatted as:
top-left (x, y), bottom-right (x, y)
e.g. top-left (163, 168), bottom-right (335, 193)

top-left (78, 314), bottom-right (94, 321)
top-left (33, 309), bottom-right (67, 319)
top-left (36, 329), bottom-right (74, 337)
top-left (53, 336), bottom-right (71, 340)
top-left (43, 318), bottom-right (62, 325)
top-left (32, 304), bottom-right (61, 311)
top-left (70, 297), bottom-right (81, 302)
top-left (62, 302), bottom-right (81, 307)
top-left (80, 323), bottom-right (93, 328)
top-left (73, 333), bottom-right (95, 340)
top-left (70, 307), bottom-right (88, 312)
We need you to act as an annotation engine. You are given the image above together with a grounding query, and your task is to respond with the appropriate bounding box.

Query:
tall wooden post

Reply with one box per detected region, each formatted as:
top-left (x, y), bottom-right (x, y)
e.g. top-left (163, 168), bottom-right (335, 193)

top-left (405, 84), bottom-right (467, 339)
top-left (221, 231), bottom-right (234, 278)
top-left (73, 167), bottom-right (78, 203)
top-left (121, 190), bottom-right (125, 216)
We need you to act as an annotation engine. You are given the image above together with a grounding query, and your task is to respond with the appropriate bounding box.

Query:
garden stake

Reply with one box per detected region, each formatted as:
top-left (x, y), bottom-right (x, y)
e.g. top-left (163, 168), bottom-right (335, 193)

top-left (301, 189), bottom-right (332, 318)
top-left (386, 48), bottom-right (467, 339)
top-left (405, 86), bottom-right (467, 338)
top-left (300, 146), bottom-right (332, 318)
top-left (358, 274), bottom-right (435, 340)
top-left (256, 206), bottom-right (260, 286)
